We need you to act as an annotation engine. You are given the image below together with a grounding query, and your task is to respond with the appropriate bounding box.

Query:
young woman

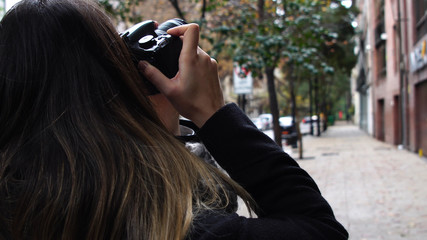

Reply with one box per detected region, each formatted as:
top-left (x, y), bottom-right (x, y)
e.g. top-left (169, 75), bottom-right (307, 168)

top-left (0, 0), bottom-right (348, 239)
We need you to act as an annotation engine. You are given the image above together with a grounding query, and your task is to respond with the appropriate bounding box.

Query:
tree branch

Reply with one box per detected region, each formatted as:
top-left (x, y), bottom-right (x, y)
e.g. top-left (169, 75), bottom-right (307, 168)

top-left (168, 0), bottom-right (186, 21)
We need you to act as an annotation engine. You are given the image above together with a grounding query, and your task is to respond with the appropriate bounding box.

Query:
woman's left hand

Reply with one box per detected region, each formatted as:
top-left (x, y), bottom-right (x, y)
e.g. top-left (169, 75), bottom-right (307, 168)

top-left (138, 23), bottom-right (224, 128)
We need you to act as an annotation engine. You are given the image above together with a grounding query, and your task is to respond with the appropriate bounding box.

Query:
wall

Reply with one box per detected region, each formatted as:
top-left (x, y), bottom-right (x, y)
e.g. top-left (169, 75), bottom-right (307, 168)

top-left (406, 0), bottom-right (427, 156)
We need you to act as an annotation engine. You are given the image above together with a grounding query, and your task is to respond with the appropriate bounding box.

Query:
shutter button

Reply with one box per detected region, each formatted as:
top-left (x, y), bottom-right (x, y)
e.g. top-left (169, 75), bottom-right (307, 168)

top-left (139, 35), bottom-right (155, 49)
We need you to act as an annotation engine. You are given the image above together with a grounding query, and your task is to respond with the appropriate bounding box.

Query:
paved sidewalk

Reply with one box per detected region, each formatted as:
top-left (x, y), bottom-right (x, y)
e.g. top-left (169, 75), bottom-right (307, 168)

top-left (287, 122), bottom-right (427, 240)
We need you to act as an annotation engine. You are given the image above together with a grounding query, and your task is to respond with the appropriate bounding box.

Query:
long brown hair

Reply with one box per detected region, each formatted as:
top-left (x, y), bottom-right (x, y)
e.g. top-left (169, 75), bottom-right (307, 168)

top-left (0, 0), bottom-right (252, 239)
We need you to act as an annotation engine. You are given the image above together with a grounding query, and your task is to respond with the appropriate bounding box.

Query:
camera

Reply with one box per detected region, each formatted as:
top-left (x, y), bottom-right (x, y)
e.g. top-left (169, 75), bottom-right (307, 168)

top-left (121, 19), bottom-right (186, 95)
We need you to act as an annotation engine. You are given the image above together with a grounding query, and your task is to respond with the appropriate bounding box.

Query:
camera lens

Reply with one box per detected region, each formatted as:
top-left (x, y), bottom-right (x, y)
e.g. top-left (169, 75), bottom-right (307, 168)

top-left (156, 19), bottom-right (186, 35)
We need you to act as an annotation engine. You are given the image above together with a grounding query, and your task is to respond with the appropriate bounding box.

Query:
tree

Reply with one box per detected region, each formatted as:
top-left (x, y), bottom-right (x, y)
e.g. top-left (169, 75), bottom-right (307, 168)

top-left (203, 0), bottom-right (337, 146)
top-left (320, 2), bottom-right (358, 123)
top-left (98, 0), bottom-right (358, 150)
top-left (203, 0), bottom-right (293, 146)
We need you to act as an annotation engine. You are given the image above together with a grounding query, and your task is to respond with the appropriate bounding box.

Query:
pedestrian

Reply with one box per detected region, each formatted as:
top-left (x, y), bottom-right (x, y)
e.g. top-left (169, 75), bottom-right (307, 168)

top-left (0, 0), bottom-right (348, 239)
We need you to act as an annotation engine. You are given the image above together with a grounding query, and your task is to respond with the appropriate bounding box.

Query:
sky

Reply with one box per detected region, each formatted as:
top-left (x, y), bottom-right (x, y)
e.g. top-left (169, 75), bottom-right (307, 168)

top-left (5, 0), bottom-right (21, 11)
top-left (341, 0), bottom-right (352, 8)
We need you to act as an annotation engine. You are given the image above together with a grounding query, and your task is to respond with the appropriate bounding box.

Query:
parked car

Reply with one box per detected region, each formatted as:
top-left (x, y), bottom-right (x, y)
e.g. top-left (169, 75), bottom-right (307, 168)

top-left (251, 117), bottom-right (264, 130)
top-left (300, 115), bottom-right (322, 135)
top-left (279, 116), bottom-right (298, 148)
top-left (258, 113), bottom-right (273, 130)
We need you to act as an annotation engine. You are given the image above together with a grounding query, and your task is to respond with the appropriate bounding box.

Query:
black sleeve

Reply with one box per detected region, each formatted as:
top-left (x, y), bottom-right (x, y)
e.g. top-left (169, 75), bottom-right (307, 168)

top-left (196, 103), bottom-right (348, 239)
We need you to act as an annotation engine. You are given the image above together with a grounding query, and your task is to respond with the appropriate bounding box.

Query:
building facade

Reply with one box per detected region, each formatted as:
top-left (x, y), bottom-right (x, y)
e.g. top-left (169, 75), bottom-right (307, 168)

top-left (353, 0), bottom-right (427, 157)
top-left (407, 0), bottom-right (427, 155)
top-left (352, 0), bottom-right (374, 135)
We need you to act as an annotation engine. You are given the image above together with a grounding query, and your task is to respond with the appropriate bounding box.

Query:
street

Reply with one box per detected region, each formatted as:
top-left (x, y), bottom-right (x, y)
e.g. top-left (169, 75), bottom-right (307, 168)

top-left (283, 121), bottom-right (427, 240)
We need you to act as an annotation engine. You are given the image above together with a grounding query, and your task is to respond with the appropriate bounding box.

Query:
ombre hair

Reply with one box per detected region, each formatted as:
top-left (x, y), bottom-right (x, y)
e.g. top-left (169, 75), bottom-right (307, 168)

top-left (0, 0), bottom-right (253, 239)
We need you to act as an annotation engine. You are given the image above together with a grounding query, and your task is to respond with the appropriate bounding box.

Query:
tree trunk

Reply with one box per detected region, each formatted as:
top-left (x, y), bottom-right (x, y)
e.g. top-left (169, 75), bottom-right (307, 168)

top-left (258, 0), bottom-right (264, 20)
top-left (168, 0), bottom-right (186, 21)
top-left (298, 123), bottom-right (303, 159)
top-left (290, 67), bottom-right (296, 125)
top-left (289, 64), bottom-right (302, 157)
top-left (258, 0), bottom-right (280, 146)
top-left (314, 77), bottom-right (321, 136)
top-left (238, 94), bottom-right (247, 113)
top-left (265, 67), bottom-right (282, 146)
top-left (201, 0), bottom-right (206, 20)
top-left (309, 78), bottom-right (314, 135)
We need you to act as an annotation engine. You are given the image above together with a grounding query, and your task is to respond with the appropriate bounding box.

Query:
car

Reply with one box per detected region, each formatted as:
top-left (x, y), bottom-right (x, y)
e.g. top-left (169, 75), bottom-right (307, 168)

top-left (299, 115), bottom-right (321, 135)
top-left (251, 117), bottom-right (264, 130)
top-left (258, 113), bottom-right (273, 130)
top-left (279, 116), bottom-right (298, 148)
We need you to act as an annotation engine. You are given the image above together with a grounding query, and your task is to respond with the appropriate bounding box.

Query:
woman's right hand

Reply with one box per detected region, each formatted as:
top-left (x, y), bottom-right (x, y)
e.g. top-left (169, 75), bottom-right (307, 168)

top-left (138, 24), bottom-right (224, 128)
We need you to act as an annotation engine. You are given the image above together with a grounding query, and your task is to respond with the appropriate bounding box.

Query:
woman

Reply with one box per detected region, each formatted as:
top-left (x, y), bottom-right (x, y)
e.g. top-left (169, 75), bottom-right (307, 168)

top-left (0, 0), bottom-right (348, 239)
top-left (0, 0), bottom-right (247, 239)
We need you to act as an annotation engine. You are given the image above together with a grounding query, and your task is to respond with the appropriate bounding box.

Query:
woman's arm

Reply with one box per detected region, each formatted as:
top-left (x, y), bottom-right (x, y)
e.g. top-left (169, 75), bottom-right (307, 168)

top-left (197, 103), bottom-right (348, 239)
top-left (139, 23), bottom-right (348, 239)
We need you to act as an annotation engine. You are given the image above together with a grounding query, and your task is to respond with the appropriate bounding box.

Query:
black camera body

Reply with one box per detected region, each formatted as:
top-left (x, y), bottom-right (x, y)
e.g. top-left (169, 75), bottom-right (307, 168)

top-left (121, 19), bottom-right (186, 95)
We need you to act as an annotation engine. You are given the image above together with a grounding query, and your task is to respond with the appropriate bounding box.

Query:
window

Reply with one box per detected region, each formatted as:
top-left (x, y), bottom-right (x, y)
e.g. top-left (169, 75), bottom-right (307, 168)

top-left (375, 0), bottom-right (385, 19)
top-left (375, 0), bottom-right (386, 77)
top-left (377, 43), bottom-right (387, 76)
top-left (415, 0), bottom-right (427, 42)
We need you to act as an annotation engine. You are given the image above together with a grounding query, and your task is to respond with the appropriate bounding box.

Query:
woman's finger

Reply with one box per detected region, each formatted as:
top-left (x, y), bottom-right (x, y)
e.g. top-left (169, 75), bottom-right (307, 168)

top-left (167, 24), bottom-right (200, 57)
top-left (138, 61), bottom-right (174, 95)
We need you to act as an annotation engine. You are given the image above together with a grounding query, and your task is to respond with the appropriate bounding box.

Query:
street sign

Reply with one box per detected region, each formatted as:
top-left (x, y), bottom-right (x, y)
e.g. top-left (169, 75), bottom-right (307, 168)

top-left (233, 64), bottom-right (253, 95)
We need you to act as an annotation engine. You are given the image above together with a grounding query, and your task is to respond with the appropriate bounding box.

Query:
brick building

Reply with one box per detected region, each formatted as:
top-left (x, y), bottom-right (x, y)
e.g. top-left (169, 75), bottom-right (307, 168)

top-left (407, 0), bottom-right (427, 156)
top-left (352, 0), bottom-right (427, 156)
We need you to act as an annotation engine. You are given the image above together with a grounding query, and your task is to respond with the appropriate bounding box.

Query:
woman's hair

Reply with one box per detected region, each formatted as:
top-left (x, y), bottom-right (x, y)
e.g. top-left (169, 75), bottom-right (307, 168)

top-left (0, 0), bottom-right (253, 239)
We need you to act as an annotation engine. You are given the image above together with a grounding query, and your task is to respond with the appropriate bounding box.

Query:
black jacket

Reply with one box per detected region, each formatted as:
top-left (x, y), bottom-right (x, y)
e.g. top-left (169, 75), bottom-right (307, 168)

top-left (189, 103), bottom-right (348, 239)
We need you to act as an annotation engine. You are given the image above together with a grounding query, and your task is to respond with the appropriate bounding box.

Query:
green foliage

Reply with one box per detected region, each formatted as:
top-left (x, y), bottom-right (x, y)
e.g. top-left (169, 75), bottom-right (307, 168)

top-left (0, 3), bottom-right (4, 19)
top-left (99, 0), bottom-right (358, 119)
top-left (203, 0), bottom-right (338, 76)
top-left (200, 0), bottom-right (358, 119)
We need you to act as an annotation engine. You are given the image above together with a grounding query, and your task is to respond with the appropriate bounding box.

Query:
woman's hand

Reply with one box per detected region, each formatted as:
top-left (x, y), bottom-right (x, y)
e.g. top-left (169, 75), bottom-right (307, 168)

top-left (138, 24), bottom-right (224, 128)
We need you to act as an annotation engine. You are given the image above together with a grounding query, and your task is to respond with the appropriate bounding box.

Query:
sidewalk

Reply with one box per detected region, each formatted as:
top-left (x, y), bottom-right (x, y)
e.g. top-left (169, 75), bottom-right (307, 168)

top-left (289, 122), bottom-right (427, 240)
